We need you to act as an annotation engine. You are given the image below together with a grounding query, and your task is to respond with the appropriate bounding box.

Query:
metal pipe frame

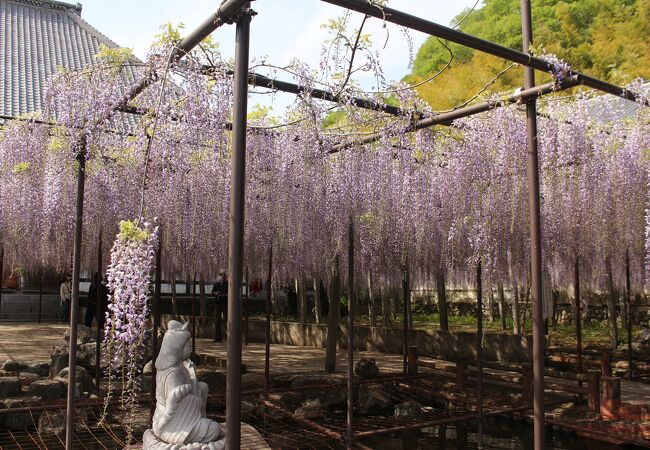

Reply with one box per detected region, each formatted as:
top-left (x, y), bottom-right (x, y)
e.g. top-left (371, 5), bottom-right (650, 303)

top-left (95, 231), bottom-right (102, 395)
top-left (520, 2), bottom-right (545, 448)
top-left (65, 142), bottom-right (87, 450)
top-left (225, 4), bottom-right (252, 449)
top-left (329, 75), bottom-right (581, 152)
top-left (346, 215), bottom-right (355, 448)
top-left (151, 232), bottom-right (162, 420)
top-left (476, 260), bottom-right (484, 449)
top-left (319, 0), bottom-right (648, 105)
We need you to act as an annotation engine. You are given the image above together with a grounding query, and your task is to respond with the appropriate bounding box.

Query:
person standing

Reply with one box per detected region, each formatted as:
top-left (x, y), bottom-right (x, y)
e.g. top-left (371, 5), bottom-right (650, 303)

top-left (59, 276), bottom-right (71, 323)
top-left (211, 271), bottom-right (228, 343)
top-left (86, 273), bottom-right (109, 329)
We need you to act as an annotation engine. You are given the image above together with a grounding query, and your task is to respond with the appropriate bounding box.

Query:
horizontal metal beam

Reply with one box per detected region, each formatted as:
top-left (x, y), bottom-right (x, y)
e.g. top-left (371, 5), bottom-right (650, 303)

top-left (328, 75), bottom-right (581, 153)
top-left (320, 0), bottom-right (647, 105)
top-left (171, 0), bottom-right (251, 61)
top-left (204, 66), bottom-right (413, 117)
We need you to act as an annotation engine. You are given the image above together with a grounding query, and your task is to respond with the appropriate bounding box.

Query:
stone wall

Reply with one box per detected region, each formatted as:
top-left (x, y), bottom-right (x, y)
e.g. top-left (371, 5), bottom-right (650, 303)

top-left (161, 315), bottom-right (532, 363)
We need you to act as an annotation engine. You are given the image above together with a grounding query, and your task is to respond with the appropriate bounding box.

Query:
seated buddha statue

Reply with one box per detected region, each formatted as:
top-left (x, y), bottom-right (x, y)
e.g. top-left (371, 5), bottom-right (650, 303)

top-left (143, 320), bottom-right (225, 450)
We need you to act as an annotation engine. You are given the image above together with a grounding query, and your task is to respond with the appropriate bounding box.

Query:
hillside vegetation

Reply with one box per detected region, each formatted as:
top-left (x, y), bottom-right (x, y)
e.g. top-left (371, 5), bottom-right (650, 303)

top-left (405, 0), bottom-right (650, 111)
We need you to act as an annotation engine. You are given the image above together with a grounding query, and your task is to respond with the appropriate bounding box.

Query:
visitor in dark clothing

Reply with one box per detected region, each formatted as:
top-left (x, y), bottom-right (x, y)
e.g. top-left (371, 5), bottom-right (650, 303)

top-left (86, 273), bottom-right (109, 329)
top-left (211, 271), bottom-right (228, 342)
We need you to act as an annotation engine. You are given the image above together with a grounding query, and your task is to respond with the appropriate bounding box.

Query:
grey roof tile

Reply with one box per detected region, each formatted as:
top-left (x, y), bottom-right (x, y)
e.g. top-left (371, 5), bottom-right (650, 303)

top-left (0, 0), bottom-right (128, 119)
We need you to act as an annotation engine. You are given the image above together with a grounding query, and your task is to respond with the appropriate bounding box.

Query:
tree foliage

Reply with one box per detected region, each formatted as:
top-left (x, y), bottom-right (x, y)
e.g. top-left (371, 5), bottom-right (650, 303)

top-left (406, 0), bottom-right (650, 110)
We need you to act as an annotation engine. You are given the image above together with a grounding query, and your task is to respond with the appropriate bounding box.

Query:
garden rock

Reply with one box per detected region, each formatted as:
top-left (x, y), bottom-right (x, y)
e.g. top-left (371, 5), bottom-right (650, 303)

top-left (18, 372), bottom-right (40, 385)
top-left (1, 399), bottom-right (38, 429)
top-left (30, 362), bottom-right (51, 377)
top-left (49, 349), bottom-right (69, 379)
top-left (295, 399), bottom-right (324, 419)
top-left (56, 366), bottom-right (95, 394)
top-left (354, 358), bottom-right (379, 379)
top-left (63, 325), bottom-right (96, 345)
top-left (2, 359), bottom-right (30, 372)
top-left (357, 384), bottom-right (395, 416)
top-left (28, 379), bottom-right (66, 399)
top-left (197, 369), bottom-right (226, 392)
top-left (319, 389), bottom-right (347, 410)
top-left (143, 360), bottom-right (153, 374)
top-left (0, 377), bottom-right (21, 397)
top-left (632, 328), bottom-right (650, 350)
top-left (394, 401), bottom-right (421, 418)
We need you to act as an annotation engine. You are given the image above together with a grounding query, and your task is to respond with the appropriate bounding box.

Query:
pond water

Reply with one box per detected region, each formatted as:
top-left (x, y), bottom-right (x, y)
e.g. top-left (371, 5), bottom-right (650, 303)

top-left (361, 417), bottom-right (642, 449)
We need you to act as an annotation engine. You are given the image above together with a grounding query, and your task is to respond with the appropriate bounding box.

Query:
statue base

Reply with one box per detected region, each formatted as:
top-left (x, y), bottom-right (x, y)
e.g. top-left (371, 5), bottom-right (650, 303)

top-left (142, 429), bottom-right (226, 450)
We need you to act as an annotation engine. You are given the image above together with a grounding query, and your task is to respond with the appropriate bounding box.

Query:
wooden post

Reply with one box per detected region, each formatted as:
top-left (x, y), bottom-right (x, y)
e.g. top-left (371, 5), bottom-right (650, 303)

top-left (600, 376), bottom-right (621, 419)
top-left (575, 256), bottom-right (583, 377)
top-left (264, 246), bottom-right (273, 393)
top-left (601, 350), bottom-right (612, 377)
top-left (325, 256), bottom-right (340, 373)
top-left (38, 276), bottom-right (43, 324)
top-left (625, 249), bottom-right (633, 381)
top-left (587, 370), bottom-right (601, 412)
top-left (192, 272), bottom-right (197, 354)
top-left (407, 346), bottom-right (418, 375)
top-left (368, 272), bottom-right (376, 328)
top-left (95, 231), bottom-right (103, 395)
top-left (244, 266), bottom-right (249, 346)
top-left (313, 278), bottom-right (322, 324)
top-left (151, 233), bottom-right (162, 419)
top-left (522, 363), bottom-right (534, 403)
top-left (456, 360), bottom-right (467, 385)
top-left (402, 262), bottom-right (410, 374)
top-left (498, 283), bottom-right (507, 331)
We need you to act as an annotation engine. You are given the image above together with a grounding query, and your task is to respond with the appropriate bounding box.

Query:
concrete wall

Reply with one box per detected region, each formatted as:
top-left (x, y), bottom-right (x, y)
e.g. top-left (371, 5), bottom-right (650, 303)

top-left (161, 315), bottom-right (532, 363)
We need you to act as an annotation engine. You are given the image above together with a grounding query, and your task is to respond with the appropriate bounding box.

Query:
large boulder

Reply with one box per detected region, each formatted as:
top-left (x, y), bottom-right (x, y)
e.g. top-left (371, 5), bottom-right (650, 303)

top-left (354, 358), bottom-right (380, 379)
top-left (2, 360), bottom-right (30, 372)
top-left (63, 325), bottom-right (97, 345)
top-left (28, 379), bottom-right (67, 399)
top-left (55, 366), bottom-right (95, 395)
top-left (49, 349), bottom-right (69, 379)
top-left (319, 389), bottom-right (347, 411)
top-left (0, 377), bottom-right (21, 397)
top-left (357, 384), bottom-right (396, 416)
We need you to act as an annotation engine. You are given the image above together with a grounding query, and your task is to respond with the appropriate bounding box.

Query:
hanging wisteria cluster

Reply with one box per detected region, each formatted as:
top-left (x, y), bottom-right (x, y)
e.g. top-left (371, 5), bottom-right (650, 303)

top-left (0, 25), bottom-right (648, 361)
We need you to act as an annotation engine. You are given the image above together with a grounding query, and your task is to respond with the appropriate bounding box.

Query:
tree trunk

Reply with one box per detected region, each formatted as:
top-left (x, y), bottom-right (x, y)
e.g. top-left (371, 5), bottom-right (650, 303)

top-left (368, 273), bottom-right (377, 327)
top-left (605, 257), bottom-right (619, 347)
top-left (199, 273), bottom-right (206, 317)
top-left (381, 286), bottom-right (391, 327)
top-left (171, 278), bottom-right (178, 316)
top-left (436, 267), bottom-right (449, 331)
top-left (512, 283), bottom-right (521, 335)
top-left (498, 283), bottom-right (507, 331)
top-left (325, 257), bottom-right (340, 373)
top-left (487, 285), bottom-right (495, 323)
top-left (390, 284), bottom-right (397, 321)
top-left (298, 275), bottom-right (308, 324)
top-left (313, 278), bottom-right (322, 324)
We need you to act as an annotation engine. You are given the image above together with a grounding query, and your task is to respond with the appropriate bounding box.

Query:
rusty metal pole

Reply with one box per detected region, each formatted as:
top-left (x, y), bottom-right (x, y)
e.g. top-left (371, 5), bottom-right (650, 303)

top-left (38, 276), bottom-right (43, 323)
top-left (402, 262), bottom-right (410, 375)
top-left (346, 215), bottom-right (355, 449)
top-left (245, 266), bottom-right (249, 346)
top-left (0, 247), bottom-right (3, 318)
top-left (520, 2), bottom-right (545, 447)
top-left (226, 5), bottom-right (251, 447)
top-left (575, 256), bottom-right (583, 378)
top-left (95, 231), bottom-right (102, 395)
top-left (65, 142), bottom-right (86, 450)
top-left (192, 272), bottom-right (197, 354)
top-left (151, 231), bottom-right (162, 420)
top-left (476, 260), bottom-right (484, 449)
top-left (625, 249), bottom-right (633, 380)
top-left (264, 246), bottom-right (273, 394)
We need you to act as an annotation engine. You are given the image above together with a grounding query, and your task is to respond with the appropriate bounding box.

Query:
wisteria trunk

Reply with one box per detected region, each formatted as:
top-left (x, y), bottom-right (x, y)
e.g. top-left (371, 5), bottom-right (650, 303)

top-left (488, 286), bottom-right (495, 323)
top-left (199, 273), bottom-right (206, 317)
top-left (325, 257), bottom-right (340, 373)
top-left (313, 278), bottom-right (322, 325)
top-left (298, 275), bottom-right (308, 324)
top-left (605, 257), bottom-right (619, 348)
top-left (512, 283), bottom-right (522, 335)
top-left (498, 283), bottom-right (507, 331)
top-left (381, 287), bottom-right (391, 328)
top-left (436, 267), bottom-right (448, 331)
top-left (170, 278), bottom-right (177, 316)
top-left (368, 272), bottom-right (376, 327)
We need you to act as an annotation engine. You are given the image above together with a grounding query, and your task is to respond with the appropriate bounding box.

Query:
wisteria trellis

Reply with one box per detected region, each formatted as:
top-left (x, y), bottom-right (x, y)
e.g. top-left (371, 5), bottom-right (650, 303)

top-left (0, 38), bottom-right (648, 409)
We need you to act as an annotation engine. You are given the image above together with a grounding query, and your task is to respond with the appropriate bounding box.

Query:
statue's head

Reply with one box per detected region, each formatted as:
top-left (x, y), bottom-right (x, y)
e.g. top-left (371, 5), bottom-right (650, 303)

top-left (155, 320), bottom-right (192, 371)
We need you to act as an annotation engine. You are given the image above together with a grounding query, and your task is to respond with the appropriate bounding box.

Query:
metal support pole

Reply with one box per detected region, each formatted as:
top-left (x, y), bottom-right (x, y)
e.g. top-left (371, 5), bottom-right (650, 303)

top-left (151, 232), bottom-right (162, 420)
top-left (402, 262), bottom-right (410, 375)
top-left (244, 266), bottom-right (249, 346)
top-left (346, 215), bottom-right (355, 449)
top-left (226, 5), bottom-right (251, 448)
top-left (95, 231), bottom-right (102, 395)
top-left (0, 247), bottom-right (3, 318)
top-left (575, 256), bottom-right (583, 392)
top-left (625, 249), bottom-right (633, 380)
top-left (520, 2), bottom-right (545, 448)
top-left (264, 246), bottom-right (273, 394)
top-left (476, 260), bottom-right (484, 449)
top-left (65, 143), bottom-right (86, 450)
top-left (192, 272), bottom-right (197, 354)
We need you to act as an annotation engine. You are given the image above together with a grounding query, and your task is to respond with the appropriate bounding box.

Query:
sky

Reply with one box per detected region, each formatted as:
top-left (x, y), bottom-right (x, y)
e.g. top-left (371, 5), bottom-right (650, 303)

top-left (77, 0), bottom-right (481, 112)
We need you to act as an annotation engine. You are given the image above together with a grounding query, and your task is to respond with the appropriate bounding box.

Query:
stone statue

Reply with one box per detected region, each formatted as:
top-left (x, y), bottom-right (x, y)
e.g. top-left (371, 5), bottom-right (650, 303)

top-left (143, 321), bottom-right (225, 450)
